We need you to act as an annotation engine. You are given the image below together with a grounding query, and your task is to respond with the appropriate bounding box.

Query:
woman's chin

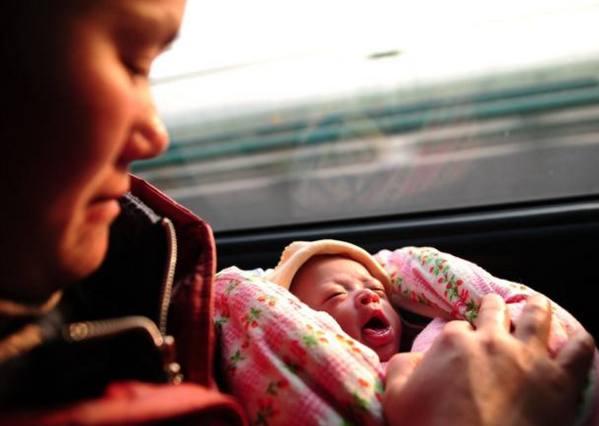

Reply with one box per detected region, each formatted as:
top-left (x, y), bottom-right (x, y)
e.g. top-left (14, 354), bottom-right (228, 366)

top-left (59, 226), bottom-right (111, 283)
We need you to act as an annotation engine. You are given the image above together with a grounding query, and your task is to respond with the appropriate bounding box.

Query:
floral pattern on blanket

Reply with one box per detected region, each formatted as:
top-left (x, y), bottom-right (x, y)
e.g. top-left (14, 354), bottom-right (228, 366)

top-left (215, 268), bottom-right (385, 426)
top-left (215, 247), bottom-right (594, 425)
top-left (375, 247), bottom-right (583, 354)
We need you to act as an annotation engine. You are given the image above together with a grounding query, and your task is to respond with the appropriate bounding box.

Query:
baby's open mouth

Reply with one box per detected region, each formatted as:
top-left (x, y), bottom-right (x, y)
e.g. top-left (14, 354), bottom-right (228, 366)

top-left (361, 311), bottom-right (394, 348)
top-left (363, 315), bottom-right (389, 332)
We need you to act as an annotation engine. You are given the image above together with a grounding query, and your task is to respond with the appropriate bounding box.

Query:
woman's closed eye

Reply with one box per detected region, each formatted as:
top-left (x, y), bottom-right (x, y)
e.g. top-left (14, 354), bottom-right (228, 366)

top-left (117, 32), bottom-right (165, 81)
top-left (122, 53), bottom-right (153, 80)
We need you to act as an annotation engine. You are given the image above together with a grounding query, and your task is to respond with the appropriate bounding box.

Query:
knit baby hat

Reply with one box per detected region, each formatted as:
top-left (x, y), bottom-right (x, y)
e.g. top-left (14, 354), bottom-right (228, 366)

top-left (265, 239), bottom-right (391, 292)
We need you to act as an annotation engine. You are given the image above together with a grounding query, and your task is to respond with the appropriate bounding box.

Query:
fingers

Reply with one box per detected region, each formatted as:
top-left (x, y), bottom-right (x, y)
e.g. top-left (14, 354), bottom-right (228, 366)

top-left (475, 294), bottom-right (510, 332)
top-left (385, 352), bottom-right (424, 390)
top-left (383, 352), bottom-right (424, 425)
top-left (443, 320), bottom-right (473, 334)
top-left (556, 330), bottom-right (595, 388)
top-left (513, 294), bottom-right (551, 346)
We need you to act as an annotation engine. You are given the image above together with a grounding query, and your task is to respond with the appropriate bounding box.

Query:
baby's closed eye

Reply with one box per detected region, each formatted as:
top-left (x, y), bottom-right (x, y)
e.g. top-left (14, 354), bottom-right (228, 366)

top-left (326, 290), bottom-right (346, 301)
top-left (322, 284), bottom-right (348, 303)
top-left (369, 286), bottom-right (387, 297)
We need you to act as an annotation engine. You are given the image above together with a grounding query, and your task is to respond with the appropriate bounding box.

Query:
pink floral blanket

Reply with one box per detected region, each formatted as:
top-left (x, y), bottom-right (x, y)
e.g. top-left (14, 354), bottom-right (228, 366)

top-left (215, 246), bottom-right (597, 425)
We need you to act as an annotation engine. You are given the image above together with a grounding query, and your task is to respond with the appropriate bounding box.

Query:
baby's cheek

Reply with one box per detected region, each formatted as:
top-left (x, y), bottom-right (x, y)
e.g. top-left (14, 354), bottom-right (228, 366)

top-left (332, 310), bottom-right (361, 339)
top-left (385, 304), bottom-right (402, 326)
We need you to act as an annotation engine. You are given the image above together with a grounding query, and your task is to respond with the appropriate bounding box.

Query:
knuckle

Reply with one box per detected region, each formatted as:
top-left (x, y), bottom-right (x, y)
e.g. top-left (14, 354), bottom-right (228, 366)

top-left (477, 305), bottom-right (502, 321)
top-left (438, 321), bottom-right (470, 345)
top-left (525, 300), bottom-right (547, 314)
top-left (480, 293), bottom-right (505, 309)
top-left (579, 331), bottom-right (595, 350)
top-left (518, 321), bottom-right (540, 338)
top-left (443, 320), bottom-right (469, 333)
top-left (480, 333), bottom-right (501, 353)
top-left (522, 299), bottom-right (548, 320)
top-left (482, 293), bottom-right (503, 304)
top-left (572, 331), bottom-right (595, 355)
top-left (524, 295), bottom-right (549, 312)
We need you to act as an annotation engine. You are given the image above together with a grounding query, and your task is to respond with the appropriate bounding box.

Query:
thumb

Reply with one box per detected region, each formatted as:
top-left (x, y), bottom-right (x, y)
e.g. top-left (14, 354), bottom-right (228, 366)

top-left (385, 352), bottom-right (424, 390)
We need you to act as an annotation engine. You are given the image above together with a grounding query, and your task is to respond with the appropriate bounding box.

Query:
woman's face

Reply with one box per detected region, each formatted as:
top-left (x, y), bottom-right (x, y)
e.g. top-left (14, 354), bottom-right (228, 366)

top-left (1, 0), bottom-right (185, 302)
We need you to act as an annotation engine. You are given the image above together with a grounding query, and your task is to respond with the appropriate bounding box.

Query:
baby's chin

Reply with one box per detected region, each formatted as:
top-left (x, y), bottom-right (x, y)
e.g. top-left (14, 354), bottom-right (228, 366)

top-left (359, 336), bottom-right (399, 362)
top-left (375, 345), bottom-right (397, 362)
top-left (361, 326), bottom-right (401, 362)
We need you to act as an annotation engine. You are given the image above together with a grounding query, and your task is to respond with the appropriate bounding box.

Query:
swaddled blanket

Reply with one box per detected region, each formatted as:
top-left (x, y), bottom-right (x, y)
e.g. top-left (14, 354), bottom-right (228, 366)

top-left (215, 246), bottom-right (597, 425)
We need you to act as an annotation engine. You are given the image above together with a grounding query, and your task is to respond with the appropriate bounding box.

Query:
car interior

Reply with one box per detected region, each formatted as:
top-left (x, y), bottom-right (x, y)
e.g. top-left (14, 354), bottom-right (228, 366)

top-left (141, 0), bottom-right (599, 341)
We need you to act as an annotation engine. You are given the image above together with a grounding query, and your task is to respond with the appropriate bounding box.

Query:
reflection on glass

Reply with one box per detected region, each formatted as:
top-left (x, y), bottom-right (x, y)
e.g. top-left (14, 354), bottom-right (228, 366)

top-left (137, 1), bottom-right (599, 231)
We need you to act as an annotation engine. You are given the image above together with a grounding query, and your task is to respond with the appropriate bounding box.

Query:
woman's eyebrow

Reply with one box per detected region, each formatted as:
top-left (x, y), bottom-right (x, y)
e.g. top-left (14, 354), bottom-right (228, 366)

top-left (158, 18), bottom-right (180, 50)
top-left (161, 31), bottom-right (179, 51)
top-left (117, 5), bottom-right (180, 50)
top-left (148, 18), bottom-right (180, 50)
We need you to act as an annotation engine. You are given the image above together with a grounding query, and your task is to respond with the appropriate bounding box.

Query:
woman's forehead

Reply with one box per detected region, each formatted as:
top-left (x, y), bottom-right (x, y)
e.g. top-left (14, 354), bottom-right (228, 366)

top-left (72, 0), bottom-right (185, 30)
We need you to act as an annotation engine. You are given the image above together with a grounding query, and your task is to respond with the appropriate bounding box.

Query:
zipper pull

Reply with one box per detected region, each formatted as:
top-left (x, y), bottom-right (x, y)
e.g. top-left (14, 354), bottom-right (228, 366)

top-left (161, 335), bottom-right (183, 384)
top-left (65, 316), bottom-right (184, 385)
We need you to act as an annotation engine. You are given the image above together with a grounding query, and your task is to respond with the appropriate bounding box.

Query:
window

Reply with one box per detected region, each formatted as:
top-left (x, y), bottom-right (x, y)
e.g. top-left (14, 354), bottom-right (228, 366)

top-left (139, 0), bottom-right (599, 231)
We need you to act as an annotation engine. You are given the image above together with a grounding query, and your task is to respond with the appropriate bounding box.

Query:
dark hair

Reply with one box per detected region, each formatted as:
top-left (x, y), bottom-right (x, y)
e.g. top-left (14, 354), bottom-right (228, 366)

top-left (0, 1), bottom-right (71, 127)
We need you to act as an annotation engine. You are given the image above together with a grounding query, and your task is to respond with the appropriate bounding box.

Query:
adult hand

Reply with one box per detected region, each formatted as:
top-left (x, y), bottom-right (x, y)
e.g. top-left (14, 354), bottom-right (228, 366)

top-left (383, 294), bottom-right (595, 426)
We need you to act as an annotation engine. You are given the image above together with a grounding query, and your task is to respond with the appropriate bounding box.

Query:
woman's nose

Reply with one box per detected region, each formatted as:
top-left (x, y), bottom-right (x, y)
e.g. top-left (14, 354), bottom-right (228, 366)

top-left (119, 90), bottom-right (169, 165)
top-left (354, 289), bottom-right (381, 307)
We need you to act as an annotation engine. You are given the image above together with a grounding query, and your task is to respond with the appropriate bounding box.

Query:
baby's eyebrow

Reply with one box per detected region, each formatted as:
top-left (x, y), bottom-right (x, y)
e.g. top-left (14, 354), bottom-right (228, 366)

top-left (363, 278), bottom-right (385, 290)
top-left (331, 276), bottom-right (357, 288)
top-left (327, 279), bottom-right (350, 290)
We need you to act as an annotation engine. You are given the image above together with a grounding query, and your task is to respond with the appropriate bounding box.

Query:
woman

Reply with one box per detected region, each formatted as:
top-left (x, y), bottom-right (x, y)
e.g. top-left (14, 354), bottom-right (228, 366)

top-left (0, 0), bottom-right (593, 425)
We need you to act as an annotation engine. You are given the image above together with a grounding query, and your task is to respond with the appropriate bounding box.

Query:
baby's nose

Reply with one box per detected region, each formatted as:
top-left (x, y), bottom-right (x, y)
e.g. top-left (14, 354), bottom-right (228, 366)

top-left (355, 289), bottom-right (381, 306)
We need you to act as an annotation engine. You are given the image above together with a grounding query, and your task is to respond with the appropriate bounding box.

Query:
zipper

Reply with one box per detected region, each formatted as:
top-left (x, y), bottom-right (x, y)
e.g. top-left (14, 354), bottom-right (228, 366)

top-left (66, 316), bottom-right (163, 345)
top-left (158, 217), bottom-right (177, 336)
top-left (62, 217), bottom-right (184, 384)
top-left (64, 316), bottom-right (183, 384)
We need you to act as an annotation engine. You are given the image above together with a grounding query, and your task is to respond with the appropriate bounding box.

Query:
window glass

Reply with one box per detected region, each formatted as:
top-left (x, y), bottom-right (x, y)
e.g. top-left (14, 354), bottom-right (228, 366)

top-left (139, 0), bottom-right (599, 231)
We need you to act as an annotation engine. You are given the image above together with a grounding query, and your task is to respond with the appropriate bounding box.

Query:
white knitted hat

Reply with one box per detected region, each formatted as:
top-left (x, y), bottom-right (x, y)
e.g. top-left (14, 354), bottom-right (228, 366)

top-left (265, 239), bottom-right (391, 292)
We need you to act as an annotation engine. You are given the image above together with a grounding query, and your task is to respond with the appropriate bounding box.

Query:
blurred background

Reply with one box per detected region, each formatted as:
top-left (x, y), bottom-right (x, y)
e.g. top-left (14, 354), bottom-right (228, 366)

top-left (139, 0), bottom-right (599, 231)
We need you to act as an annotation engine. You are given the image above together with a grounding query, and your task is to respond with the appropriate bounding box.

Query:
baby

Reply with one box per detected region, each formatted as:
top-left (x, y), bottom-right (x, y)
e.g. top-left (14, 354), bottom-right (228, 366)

top-left (264, 239), bottom-right (586, 362)
top-left (265, 240), bottom-right (403, 362)
top-left (219, 239), bottom-right (598, 425)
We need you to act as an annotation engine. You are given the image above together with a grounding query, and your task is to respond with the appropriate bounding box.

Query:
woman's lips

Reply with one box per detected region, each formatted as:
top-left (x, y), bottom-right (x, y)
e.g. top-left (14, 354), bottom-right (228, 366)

top-left (87, 197), bottom-right (121, 223)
